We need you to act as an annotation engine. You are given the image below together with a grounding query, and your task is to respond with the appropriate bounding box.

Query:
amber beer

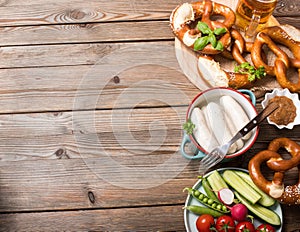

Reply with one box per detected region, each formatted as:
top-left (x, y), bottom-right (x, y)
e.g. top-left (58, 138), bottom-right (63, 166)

top-left (235, 0), bottom-right (278, 37)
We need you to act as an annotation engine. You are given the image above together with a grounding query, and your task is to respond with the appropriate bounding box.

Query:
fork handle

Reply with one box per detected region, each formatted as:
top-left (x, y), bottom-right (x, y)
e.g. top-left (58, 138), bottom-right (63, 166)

top-left (239, 102), bottom-right (278, 137)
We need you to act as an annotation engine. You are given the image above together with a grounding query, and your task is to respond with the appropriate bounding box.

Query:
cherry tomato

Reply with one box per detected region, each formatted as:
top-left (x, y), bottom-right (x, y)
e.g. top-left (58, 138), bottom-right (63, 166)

top-left (196, 214), bottom-right (215, 232)
top-left (216, 215), bottom-right (235, 232)
top-left (235, 221), bottom-right (255, 232)
top-left (255, 224), bottom-right (276, 232)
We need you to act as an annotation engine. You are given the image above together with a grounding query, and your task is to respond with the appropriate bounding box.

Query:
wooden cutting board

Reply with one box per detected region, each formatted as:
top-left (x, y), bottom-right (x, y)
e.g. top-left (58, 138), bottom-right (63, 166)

top-left (174, 0), bottom-right (300, 95)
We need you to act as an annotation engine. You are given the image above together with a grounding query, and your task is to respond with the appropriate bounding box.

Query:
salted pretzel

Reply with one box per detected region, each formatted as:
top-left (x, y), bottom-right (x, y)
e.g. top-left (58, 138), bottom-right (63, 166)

top-left (170, 0), bottom-right (235, 55)
top-left (249, 138), bottom-right (300, 205)
top-left (251, 26), bottom-right (300, 92)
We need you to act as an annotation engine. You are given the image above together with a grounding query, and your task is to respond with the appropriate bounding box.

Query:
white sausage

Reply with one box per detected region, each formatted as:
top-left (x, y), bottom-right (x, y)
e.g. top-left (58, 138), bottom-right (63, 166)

top-left (220, 95), bottom-right (251, 140)
top-left (207, 104), bottom-right (244, 150)
top-left (190, 107), bottom-right (219, 153)
top-left (224, 112), bottom-right (244, 150)
top-left (205, 102), bottom-right (237, 154)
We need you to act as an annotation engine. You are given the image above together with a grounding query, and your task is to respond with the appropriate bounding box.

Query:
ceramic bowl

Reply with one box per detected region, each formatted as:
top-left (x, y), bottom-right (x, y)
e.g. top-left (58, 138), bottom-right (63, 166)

top-left (180, 87), bottom-right (259, 160)
top-left (262, 88), bottom-right (300, 129)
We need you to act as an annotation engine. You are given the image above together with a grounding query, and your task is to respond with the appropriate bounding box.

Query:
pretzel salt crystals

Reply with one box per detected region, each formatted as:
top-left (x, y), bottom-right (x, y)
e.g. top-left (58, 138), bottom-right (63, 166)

top-left (251, 26), bottom-right (300, 92)
top-left (249, 138), bottom-right (300, 205)
top-left (170, 0), bottom-right (235, 55)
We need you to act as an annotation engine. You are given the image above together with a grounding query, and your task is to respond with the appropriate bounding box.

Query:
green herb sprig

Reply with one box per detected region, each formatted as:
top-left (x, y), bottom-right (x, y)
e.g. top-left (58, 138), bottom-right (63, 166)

top-left (234, 62), bottom-right (266, 82)
top-left (183, 119), bottom-right (195, 135)
top-left (194, 22), bottom-right (227, 51)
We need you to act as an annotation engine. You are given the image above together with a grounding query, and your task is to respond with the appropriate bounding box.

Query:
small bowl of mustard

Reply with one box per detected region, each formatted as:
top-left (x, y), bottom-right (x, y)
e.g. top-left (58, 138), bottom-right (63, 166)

top-left (262, 88), bottom-right (300, 129)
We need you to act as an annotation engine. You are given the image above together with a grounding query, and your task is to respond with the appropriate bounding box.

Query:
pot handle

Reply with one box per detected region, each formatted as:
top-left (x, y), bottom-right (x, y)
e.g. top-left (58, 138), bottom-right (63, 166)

top-left (239, 89), bottom-right (256, 106)
top-left (180, 132), bottom-right (206, 160)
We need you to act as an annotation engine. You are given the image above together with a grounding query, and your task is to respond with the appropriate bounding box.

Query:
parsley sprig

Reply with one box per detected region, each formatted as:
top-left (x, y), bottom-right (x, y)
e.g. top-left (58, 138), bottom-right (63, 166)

top-left (183, 119), bottom-right (195, 135)
top-left (234, 62), bottom-right (266, 82)
top-left (194, 22), bottom-right (226, 51)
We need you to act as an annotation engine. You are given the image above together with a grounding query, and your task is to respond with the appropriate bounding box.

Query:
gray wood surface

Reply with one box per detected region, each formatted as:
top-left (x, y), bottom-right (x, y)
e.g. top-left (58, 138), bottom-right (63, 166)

top-left (0, 0), bottom-right (299, 231)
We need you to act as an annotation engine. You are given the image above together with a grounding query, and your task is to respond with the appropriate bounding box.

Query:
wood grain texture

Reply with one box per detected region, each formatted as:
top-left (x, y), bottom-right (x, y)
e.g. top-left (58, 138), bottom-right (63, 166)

top-left (0, 0), bottom-right (300, 231)
top-left (276, 17), bottom-right (300, 28)
top-left (0, 156), bottom-right (196, 211)
top-left (0, 0), bottom-right (298, 27)
top-left (0, 107), bottom-right (186, 161)
top-left (275, 0), bottom-right (300, 17)
top-left (0, 156), bottom-right (299, 229)
top-left (0, 0), bottom-right (186, 26)
top-left (0, 64), bottom-right (198, 113)
top-left (1, 205), bottom-right (187, 231)
top-left (0, 204), bottom-right (299, 231)
top-left (0, 21), bottom-right (173, 47)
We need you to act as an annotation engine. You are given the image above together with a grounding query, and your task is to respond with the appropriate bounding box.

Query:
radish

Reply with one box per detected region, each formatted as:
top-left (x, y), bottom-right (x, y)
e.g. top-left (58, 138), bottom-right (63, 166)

top-left (218, 189), bottom-right (251, 222)
top-left (218, 188), bottom-right (234, 205)
top-left (230, 203), bottom-right (249, 222)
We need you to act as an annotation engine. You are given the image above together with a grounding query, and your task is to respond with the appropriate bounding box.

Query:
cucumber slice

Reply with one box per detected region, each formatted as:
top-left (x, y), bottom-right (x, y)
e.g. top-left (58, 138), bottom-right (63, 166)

top-left (222, 170), bottom-right (261, 204)
top-left (235, 192), bottom-right (281, 226)
top-left (234, 170), bottom-right (276, 207)
top-left (207, 170), bottom-right (229, 198)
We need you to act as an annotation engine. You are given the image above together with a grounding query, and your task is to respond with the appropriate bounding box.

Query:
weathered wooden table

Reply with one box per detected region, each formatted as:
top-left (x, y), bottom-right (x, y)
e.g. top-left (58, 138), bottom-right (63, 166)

top-left (0, 0), bottom-right (299, 231)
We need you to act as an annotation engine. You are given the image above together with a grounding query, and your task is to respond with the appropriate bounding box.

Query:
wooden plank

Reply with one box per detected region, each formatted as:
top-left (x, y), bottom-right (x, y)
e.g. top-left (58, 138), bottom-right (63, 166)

top-left (0, 205), bottom-right (186, 231)
top-left (0, 21), bottom-right (173, 47)
top-left (274, 0), bottom-right (300, 17)
top-left (0, 0), bottom-right (186, 27)
top-left (0, 107), bottom-right (186, 161)
top-left (0, 156), bottom-right (196, 211)
top-left (0, 204), bottom-right (299, 231)
top-left (0, 43), bottom-right (200, 113)
top-left (0, 41), bottom-right (175, 68)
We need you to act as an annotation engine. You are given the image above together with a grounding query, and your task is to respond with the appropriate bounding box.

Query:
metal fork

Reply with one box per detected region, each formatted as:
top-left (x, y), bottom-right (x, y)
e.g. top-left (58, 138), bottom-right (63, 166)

top-left (198, 102), bottom-right (279, 175)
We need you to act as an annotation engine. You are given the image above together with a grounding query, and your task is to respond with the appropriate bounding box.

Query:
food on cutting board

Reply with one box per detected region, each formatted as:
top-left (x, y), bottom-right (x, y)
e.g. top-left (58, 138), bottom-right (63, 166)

top-left (249, 137), bottom-right (300, 205)
top-left (184, 169), bottom-right (281, 232)
top-left (267, 96), bottom-right (296, 126)
top-left (189, 95), bottom-right (251, 154)
top-left (251, 26), bottom-right (300, 92)
top-left (170, 1), bottom-right (235, 55)
top-left (170, 0), bottom-right (300, 92)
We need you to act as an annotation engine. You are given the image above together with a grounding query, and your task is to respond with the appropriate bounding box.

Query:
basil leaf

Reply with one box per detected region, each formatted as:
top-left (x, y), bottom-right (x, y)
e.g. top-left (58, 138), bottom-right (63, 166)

top-left (197, 22), bottom-right (211, 34)
top-left (215, 41), bottom-right (224, 51)
top-left (208, 33), bottom-right (217, 48)
top-left (194, 36), bottom-right (209, 51)
top-left (213, 27), bottom-right (227, 35)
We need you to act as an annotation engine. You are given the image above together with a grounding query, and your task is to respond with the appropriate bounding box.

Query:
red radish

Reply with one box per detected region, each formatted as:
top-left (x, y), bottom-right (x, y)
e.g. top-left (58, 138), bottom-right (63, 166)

top-left (218, 188), bottom-right (234, 205)
top-left (231, 203), bottom-right (249, 222)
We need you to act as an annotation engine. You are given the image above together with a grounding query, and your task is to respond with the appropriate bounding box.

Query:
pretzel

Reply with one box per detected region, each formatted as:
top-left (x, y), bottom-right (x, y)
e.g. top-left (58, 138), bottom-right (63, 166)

top-left (251, 26), bottom-right (300, 92)
top-left (170, 0), bottom-right (235, 55)
top-left (221, 29), bottom-right (247, 64)
top-left (249, 138), bottom-right (300, 205)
